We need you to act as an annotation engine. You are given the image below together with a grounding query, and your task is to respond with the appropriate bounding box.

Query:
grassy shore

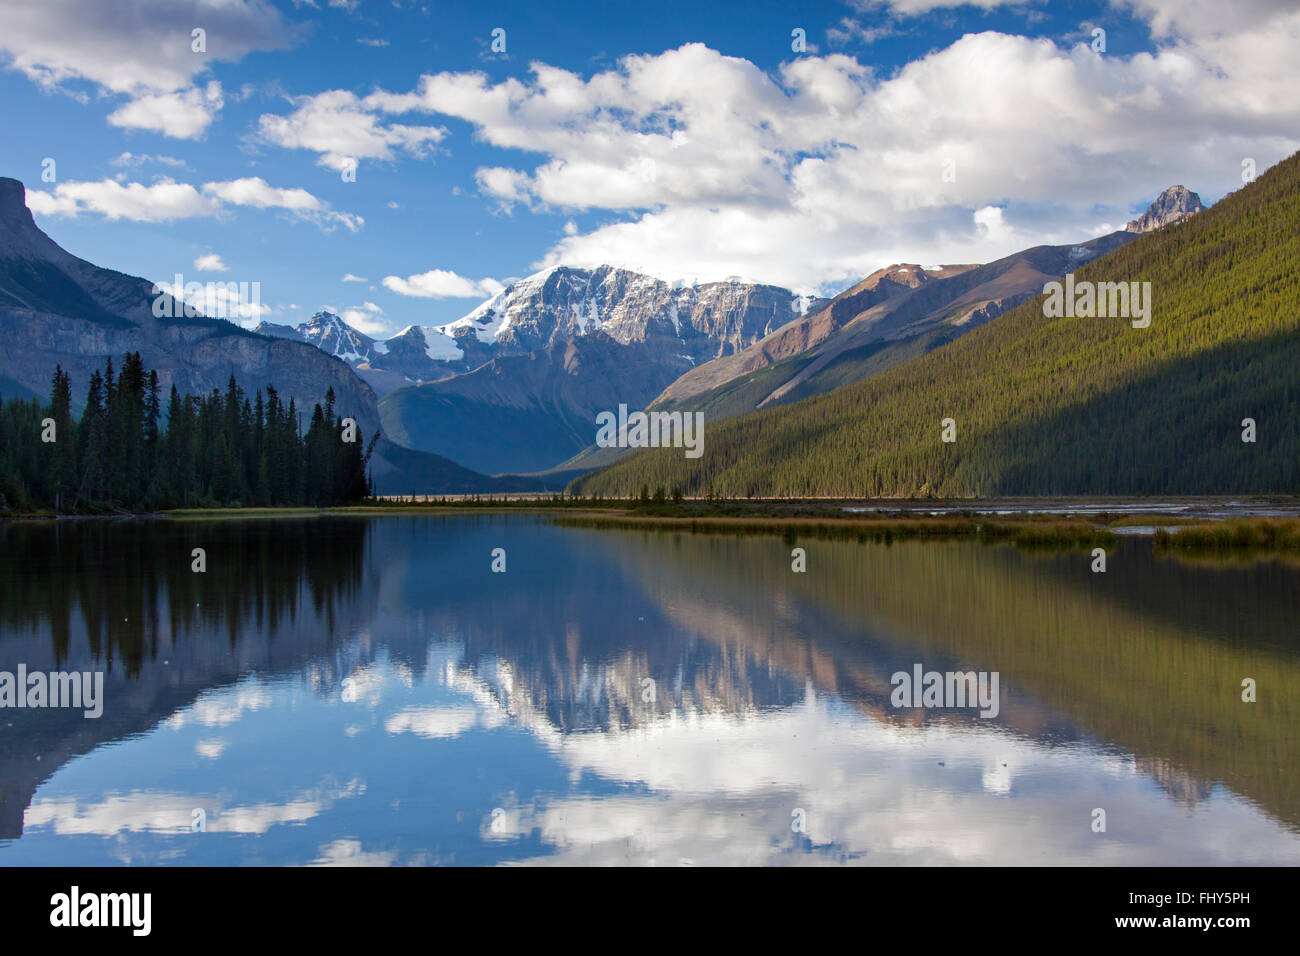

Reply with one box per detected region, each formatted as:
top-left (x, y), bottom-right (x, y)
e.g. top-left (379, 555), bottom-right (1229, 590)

top-left (1155, 519), bottom-right (1300, 553)
top-left (8, 497), bottom-right (1300, 555)
top-left (550, 510), bottom-right (1116, 548)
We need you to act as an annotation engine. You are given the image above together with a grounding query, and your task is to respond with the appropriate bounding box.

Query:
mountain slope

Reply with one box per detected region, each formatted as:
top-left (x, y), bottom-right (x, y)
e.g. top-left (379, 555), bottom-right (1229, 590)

top-left (652, 233), bottom-right (1137, 417)
top-left (0, 177), bottom-right (537, 495)
top-left (378, 266), bottom-right (825, 473)
top-left (274, 265), bottom-right (825, 398)
top-left (380, 332), bottom-right (685, 475)
top-left (572, 154), bottom-right (1300, 498)
top-left (0, 177), bottom-right (381, 433)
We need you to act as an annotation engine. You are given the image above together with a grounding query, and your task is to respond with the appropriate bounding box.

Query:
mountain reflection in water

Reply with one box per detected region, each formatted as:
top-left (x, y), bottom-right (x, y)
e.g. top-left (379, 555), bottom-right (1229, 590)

top-left (1, 515), bottom-right (1297, 865)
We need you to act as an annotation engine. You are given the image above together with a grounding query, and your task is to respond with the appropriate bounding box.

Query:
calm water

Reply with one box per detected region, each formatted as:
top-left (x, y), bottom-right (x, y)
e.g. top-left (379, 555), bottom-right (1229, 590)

top-left (1, 514), bottom-right (1297, 866)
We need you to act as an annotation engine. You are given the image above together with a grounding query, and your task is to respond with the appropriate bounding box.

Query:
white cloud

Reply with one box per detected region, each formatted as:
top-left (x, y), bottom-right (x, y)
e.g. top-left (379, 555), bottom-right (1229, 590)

top-left (0, 0), bottom-right (292, 135)
top-left (27, 179), bottom-right (218, 222)
top-left (341, 273), bottom-right (367, 282)
top-left (249, 4), bottom-right (1300, 291)
top-left (257, 89), bottom-right (447, 171)
top-left (973, 205), bottom-right (1009, 242)
top-left (827, 17), bottom-right (896, 47)
top-left (27, 176), bottom-right (363, 232)
top-left (110, 152), bottom-right (187, 168)
top-left (335, 306), bottom-right (384, 340)
top-left (108, 82), bottom-right (224, 139)
top-left (381, 269), bottom-right (505, 299)
top-left (194, 253), bottom-right (228, 272)
top-left (203, 177), bottom-right (363, 231)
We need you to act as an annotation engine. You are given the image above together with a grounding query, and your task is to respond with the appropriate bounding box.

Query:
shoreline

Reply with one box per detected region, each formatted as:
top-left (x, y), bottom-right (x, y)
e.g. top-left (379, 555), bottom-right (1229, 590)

top-left (4, 498), bottom-right (1300, 555)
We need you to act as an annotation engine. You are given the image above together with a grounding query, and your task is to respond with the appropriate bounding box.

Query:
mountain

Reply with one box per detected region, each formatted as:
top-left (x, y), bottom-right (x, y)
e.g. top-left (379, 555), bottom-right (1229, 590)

top-left (273, 266), bottom-right (825, 398)
top-left (380, 331), bottom-right (690, 476)
top-left (0, 177), bottom-right (381, 431)
top-left (553, 185), bottom-right (1205, 476)
top-left (440, 265), bottom-right (822, 359)
top-left (649, 233), bottom-right (1138, 419)
top-left (1126, 185), bottom-right (1206, 232)
top-left (255, 311), bottom-right (381, 363)
top-left (375, 265), bottom-right (824, 474)
top-left (572, 153), bottom-right (1297, 498)
top-left (0, 176), bottom-right (540, 496)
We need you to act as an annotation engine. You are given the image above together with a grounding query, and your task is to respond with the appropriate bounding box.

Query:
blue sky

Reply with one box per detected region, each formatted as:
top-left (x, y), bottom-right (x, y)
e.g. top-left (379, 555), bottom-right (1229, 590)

top-left (2, 0), bottom-right (1298, 336)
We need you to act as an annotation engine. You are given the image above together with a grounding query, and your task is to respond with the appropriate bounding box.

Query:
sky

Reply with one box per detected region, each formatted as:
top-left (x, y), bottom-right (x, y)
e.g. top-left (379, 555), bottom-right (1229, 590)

top-left (1, 0), bottom-right (1298, 337)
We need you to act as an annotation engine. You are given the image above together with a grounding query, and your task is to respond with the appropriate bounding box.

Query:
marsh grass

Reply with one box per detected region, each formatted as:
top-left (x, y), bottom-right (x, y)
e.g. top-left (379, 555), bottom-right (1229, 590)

top-left (553, 512), bottom-right (1116, 549)
top-left (1155, 518), bottom-right (1300, 553)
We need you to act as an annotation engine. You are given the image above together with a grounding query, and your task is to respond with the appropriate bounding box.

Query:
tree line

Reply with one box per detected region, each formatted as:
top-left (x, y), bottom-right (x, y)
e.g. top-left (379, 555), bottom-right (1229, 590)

top-left (0, 353), bottom-right (375, 512)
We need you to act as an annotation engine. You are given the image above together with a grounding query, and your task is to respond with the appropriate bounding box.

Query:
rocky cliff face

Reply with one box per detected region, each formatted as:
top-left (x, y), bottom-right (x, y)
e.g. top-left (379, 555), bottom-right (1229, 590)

top-left (331, 264), bottom-right (824, 473)
top-left (0, 178), bottom-right (384, 437)
top-left (1126, 184), bottom-right (1207, 232)
top-left (445, 264), bottom-right (821, 360)
top-left (274, 265), bottom-right (824, 399)
top-left (255, 311), bottom-right (384, 365)
top-left (379, 331), bottom-right (700, 475)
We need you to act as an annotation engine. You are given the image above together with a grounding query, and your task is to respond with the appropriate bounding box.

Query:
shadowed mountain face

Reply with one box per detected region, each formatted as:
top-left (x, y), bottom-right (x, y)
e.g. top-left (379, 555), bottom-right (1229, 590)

top-left (650, 183), bottom-right (1205, 418)
top-left (379, 332), bottom-right (701, 476)
top-left (0, 178), bottom-right (540, 495)
top-left (0, 178), bottom-right (381, 436)
top-left (371, 267), bottom-right (825, 474)
top-left (1, 516), bottom-right (1297, 863)
top-left (576, 156), bottom-right (1287, 500)
top-left (650, 232), bottom-right (1138, 418)
top-left (550, 191), bottom-right (1201, 476)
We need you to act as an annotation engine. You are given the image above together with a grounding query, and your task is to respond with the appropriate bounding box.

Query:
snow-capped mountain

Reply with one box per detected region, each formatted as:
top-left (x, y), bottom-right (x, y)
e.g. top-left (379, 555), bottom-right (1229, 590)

top-left (0, 176), bottom-right (544, 494)
top-left (265, 266), bottom-right (824, 406)
top-left (438, 264), bottom-right (821, 358)
top-left (255, 311), bottom-right (383, 364)
top-left (364, 266), bottom-right (825, 474)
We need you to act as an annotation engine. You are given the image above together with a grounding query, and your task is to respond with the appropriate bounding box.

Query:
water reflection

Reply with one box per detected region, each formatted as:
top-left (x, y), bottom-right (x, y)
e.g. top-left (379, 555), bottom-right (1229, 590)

top-left (0, 515), bottom-right (1297, 865)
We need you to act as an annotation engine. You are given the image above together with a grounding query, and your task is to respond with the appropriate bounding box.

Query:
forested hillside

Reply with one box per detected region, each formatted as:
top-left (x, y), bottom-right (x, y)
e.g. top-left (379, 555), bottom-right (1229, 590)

top-left (573, 152), bottom-right (1300, 498)
top-left (0, 354), bottom-right (374, 512)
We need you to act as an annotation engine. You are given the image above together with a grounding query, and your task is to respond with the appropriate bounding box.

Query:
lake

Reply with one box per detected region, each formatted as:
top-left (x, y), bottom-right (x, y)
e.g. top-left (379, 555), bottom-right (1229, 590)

top-left (1, 514), bottom-right (1297, 865)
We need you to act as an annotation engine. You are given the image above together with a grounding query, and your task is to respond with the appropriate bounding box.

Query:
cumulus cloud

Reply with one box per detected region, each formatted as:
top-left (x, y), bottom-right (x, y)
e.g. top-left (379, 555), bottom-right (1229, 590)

top-left (336, 301), bottom-right (388, 336)
top-left (381, 269), bottom-right (505, 299)
top-left (27, 179), bottom-right (219, 222)
top-left (251, 1), bottom-right (1300, 291)
top-left (26, 177), bottom-right (363, 232)
top-left (194, 252), bottom-right (228, 271)
top-left (0, 0), bottom-right (294, 137)
top-left (341, 273), bottom-right (367, 282)
top-left (257, 89), bottom-right (447, 171)
top-left (108, 81), bottom-right (225, 139)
